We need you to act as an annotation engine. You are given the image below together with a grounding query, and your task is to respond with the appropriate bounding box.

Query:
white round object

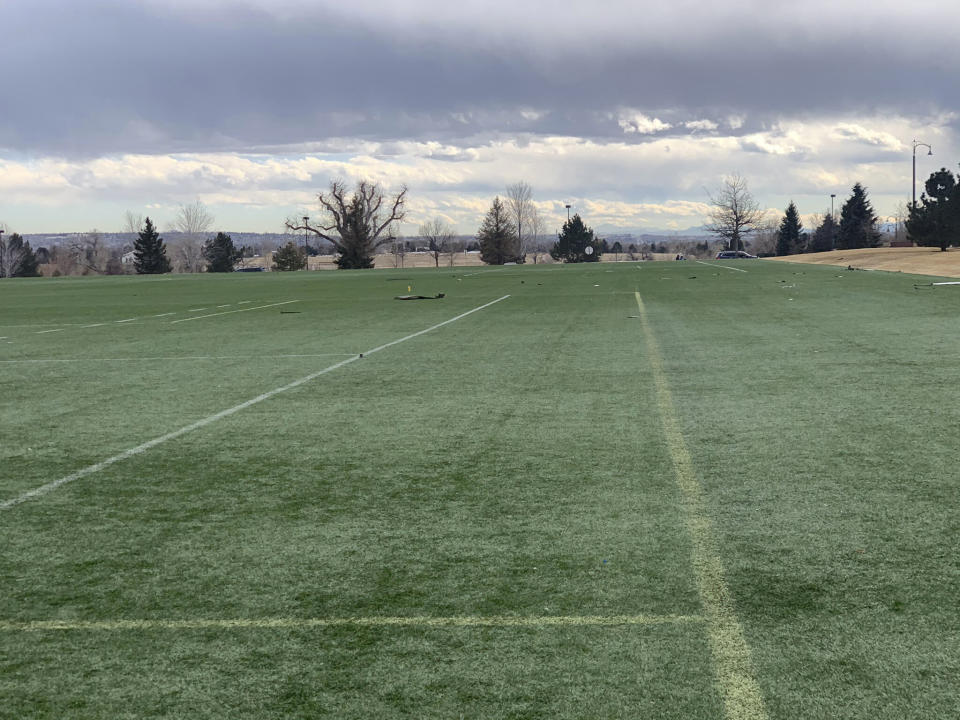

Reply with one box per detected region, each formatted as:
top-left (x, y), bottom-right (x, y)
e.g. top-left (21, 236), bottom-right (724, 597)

top-left (585, 246), bottom-right (594, 255)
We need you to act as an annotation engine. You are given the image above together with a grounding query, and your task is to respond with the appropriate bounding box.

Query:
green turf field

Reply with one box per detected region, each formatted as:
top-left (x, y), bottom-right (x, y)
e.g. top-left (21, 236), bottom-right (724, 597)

top-left (1, 261), bottom-right (959, 719)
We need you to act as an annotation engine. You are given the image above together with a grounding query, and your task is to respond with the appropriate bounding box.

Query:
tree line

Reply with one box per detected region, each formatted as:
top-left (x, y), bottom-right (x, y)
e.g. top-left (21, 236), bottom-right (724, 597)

top-left (713, 167), bottom-right (959, 258)
top-left (7, 166), bottom-right (956, 277)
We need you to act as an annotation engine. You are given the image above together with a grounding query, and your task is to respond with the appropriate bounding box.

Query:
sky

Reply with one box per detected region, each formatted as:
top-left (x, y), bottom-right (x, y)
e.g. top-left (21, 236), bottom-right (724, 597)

top-left (1, 0), bottom-right (958, 237)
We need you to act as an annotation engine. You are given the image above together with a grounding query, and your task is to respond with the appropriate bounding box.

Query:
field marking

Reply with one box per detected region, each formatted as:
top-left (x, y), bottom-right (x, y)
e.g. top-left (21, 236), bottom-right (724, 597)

top-left (0, 613), bottom-right (701, 632)
top-left (34, 329), bottom-right (64, 334)
top-left (152, 313), bottom-right (175, 318)
top-left (0, 354), bottom-right (358, 365)
top-left (1, 295), bottom-right (509, 510)
top-left (188, 308), bottom-right (209, 312)
top-left (693, 260), bottom-right (748, 273)
top-left (635, 292), bottom-right (769, 720)
top-left (217, 304), bottom-right (232, 308)
top-left (237, 300), bottom-right (252, 304)
top-left (171, 300), bottom-right (300, 324)
top-left (114, 318), bottom-right (137, 324)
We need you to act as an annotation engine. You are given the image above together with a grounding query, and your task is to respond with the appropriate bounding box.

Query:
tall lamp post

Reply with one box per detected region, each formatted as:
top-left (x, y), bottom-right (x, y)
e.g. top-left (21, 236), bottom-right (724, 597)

top-left (565, 204), bottom-right (571, 222)
top-left (302, 216), bottom-right (309, 270)
top-left (913, 140), bottom-right (932, 208)
top-left (830, 194), bottom-right (836, 218)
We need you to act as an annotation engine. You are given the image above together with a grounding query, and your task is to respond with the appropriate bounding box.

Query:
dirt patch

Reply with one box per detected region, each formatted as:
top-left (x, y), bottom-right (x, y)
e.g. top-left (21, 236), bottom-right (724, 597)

top-left (764, 247), bottom-right (960, 278)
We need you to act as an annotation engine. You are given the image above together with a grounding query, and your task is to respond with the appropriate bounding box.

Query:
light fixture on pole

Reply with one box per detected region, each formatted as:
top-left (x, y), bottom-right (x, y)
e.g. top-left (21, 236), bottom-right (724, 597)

top-left (565, 204), bottom-right (571, 222)
top-left (912, 139), bottom-right (932, 209)
top-left (302, 216), bottom-right (309, 269)
top-left (830, 194), bottom-right (836, 218)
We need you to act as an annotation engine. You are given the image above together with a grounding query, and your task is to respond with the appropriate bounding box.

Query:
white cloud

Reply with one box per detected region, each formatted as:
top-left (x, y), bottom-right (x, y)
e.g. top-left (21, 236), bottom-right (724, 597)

top-left (618, 113), bottom-right (673, 135)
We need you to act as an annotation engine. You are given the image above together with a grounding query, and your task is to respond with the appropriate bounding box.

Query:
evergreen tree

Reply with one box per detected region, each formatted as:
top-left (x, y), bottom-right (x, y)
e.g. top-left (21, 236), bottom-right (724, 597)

top-left (202, 232), bottom-right (242, 272)
top-left (6, 234), bottom-right (42, 277)
top-left (272, 241), bottom-right (307, 271)
top-left (335, 195), bottom-right (376, 269)
top-left (809, 213), bottom-right (838, 253)
top-left (133, 217), bottom-right (172, 274)
top-left (477, 197), bottom-right (521, 265)
top-left (550, 214), bottom-right (602, 263)
top-left (906, 168), bottom-right (960, 251)
top-left (776, 202), bottom-right (804, 256)
top-left (837, 183), bottom-right (880, 249)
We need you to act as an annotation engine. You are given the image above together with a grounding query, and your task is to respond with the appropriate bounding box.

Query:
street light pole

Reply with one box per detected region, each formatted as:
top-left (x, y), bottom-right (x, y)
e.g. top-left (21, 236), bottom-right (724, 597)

top-left (565, 204), bottom-right (571, 222)
top-left (912, 140), bottom-right (932, 209)
top-left (830, 194), bottom-right (836, 218)
top-left (302, 216), bottom-right (309, 270)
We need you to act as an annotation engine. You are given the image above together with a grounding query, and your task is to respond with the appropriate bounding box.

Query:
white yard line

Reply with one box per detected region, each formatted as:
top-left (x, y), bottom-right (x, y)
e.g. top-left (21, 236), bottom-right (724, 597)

top-left (187, 308), bottom-right (209, 312)
top-left (34, 329), bottom-right (64, 335)
top-left (1, 295), bottom-right (510, 510)
top-left (171, 300), bottom-right (300, 324)
top-left (114, 318), bottom-right (137, 324)
top-left (635, 293), bottom-right (769, 720)
top-left (216, 304), bottom-right (231, 308)
top-left (693, 260), bottom-right (748, 273)
top-left (0, 354), bottom-right (358, 364)
top-left (237, 301), bottom-right (252, 304)
top-left (152, 313), bottom-right (175, 318)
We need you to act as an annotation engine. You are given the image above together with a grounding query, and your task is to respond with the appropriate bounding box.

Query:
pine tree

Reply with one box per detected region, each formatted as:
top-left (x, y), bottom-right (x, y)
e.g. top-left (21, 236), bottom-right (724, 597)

top-left (4, 233), bottom-right (42, 277)
top-left (808, 214), bottom-right (838, 253)
top-left (14, 235), bottom-right (41, 277)
top-left (837, 184), bottom-right (880, 250)
top-left (906, 168), bottom-right (960, 251)
top-left (550, 214), bottom-right (602, 263)
top-left (272, 241), bottom-right (307, 271)
top-left (202, 232), bottom-right (242, 272)
top-left (776, 202), bottom-right (804, 256)
top-left (133, 217), bottom-right (172, 274)
top-left (477, 197), bottom-right (521, 265)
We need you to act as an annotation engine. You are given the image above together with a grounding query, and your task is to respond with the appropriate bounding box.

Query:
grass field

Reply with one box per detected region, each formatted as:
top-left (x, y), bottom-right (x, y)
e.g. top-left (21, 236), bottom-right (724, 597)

top-left (2, 261), bottom-right (959, 719)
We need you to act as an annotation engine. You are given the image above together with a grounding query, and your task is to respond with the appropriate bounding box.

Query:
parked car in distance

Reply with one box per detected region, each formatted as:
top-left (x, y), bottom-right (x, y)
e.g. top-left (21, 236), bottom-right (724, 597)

top-left (716, 250), bottom-right (758, 259)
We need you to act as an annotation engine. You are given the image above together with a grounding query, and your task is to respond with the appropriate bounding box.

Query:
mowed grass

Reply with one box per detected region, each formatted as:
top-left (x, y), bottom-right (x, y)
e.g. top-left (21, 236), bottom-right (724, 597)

top-left (1, 261), bottom-right (959, 718)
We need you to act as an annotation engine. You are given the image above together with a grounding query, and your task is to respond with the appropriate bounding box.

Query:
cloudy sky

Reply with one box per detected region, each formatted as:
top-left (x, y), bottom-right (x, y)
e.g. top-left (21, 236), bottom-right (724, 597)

top-left (1, 0), bottom-right (957, 236)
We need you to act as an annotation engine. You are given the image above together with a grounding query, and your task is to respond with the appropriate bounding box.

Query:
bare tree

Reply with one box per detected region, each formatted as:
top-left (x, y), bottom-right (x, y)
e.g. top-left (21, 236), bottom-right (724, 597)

top-left (419, 218), bottom-right (456, 268)
top-left (505, 181), bottom-right (534, 260)
top-left (750, 217), bottom-right (778, 256)
top-left (123, 211), bottom-right (144, 239)
top-left (0, 225), bottom-right (19, 278)
top-left (68, 230), bottom-right (111, 274)
top-left (172, 201), bottom-right (214, 273)
top-left (526, 205), bottom-right (546, 263)
top-left (705, 174), bottom-right (763, 251)
top-left (286, 180), bottom-right (407, 269)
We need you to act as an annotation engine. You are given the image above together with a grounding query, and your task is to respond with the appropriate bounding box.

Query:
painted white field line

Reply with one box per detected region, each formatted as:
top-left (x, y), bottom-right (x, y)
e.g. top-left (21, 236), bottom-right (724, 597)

top-left (81, 323), bottom-right (105, 328)
top-left (216, 304), bottom-right (232, 308)
top-left (34, 329), bottom-right (64, 335)
top-left (1, 295), bottom-right (509, 510)
top-left (171, 300), bottom-right (300, 324)
top-left (0, 354), bottom-right (358, 365)
top-left (152, 313), bottom-right (175, 318)
top-left (635, 293), bottom-right (768, 720)
top-left (237, 300), bottom-right (252, 304)
top-left (114, 318), bottom-right (137, 324)
top-left (187, 307), bottom-right (209, 312)
top-left (0, 613), bottom-right (700, 632)
top-left (693, 260), bottom-right (748, 273)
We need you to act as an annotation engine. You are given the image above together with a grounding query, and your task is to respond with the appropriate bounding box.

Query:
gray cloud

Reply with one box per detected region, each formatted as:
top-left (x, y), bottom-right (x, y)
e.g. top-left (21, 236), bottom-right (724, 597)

top-left (1, 1), bottom-right (957, 156)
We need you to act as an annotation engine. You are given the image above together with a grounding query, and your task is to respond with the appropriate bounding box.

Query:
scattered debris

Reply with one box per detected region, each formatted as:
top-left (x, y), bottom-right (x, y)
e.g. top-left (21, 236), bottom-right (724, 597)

top-left (915, 281), bottom-right (960, 289)
top-left (394, 293), bottom-right (446, 300)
